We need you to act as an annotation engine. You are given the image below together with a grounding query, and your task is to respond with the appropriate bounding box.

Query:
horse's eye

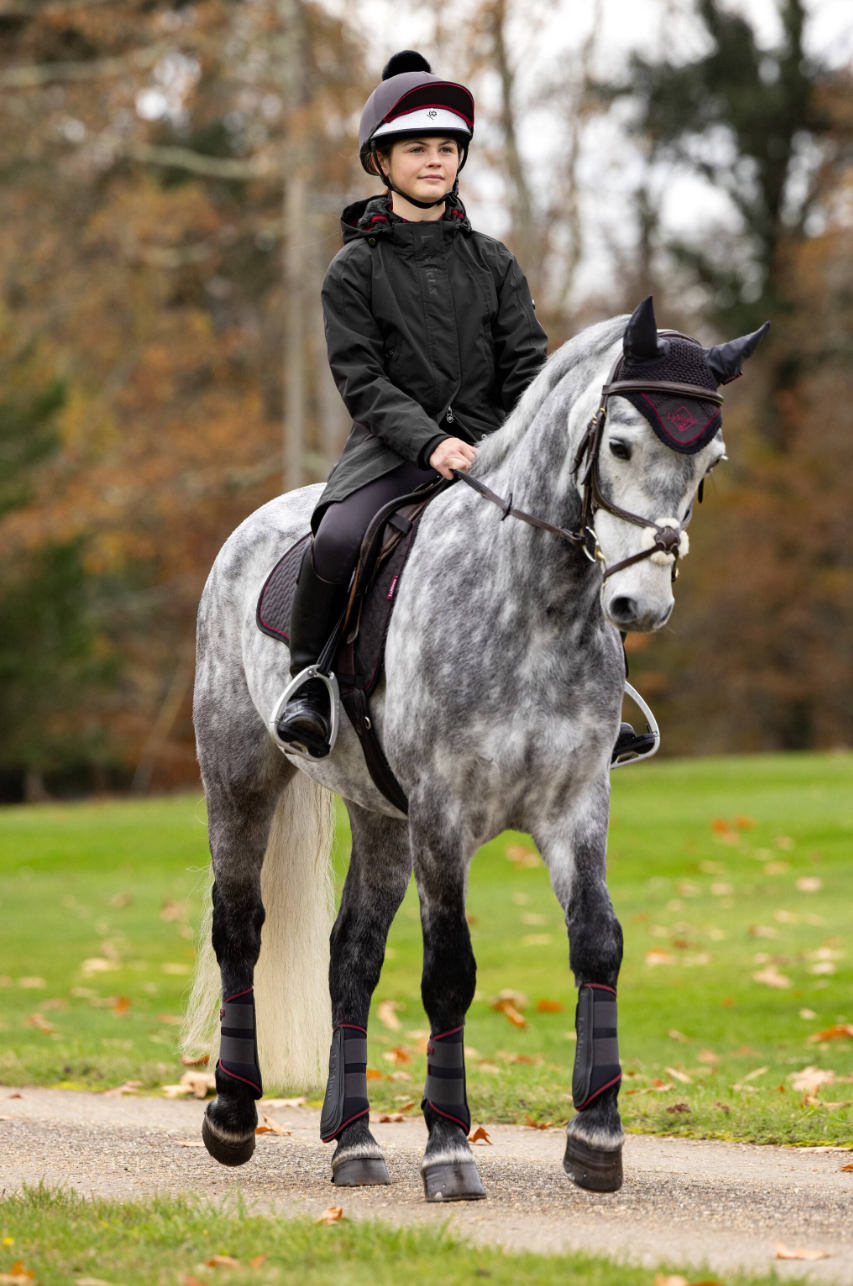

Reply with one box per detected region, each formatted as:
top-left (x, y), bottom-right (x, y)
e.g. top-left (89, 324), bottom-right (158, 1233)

top-left (609, 440), bottom-right (631, 461)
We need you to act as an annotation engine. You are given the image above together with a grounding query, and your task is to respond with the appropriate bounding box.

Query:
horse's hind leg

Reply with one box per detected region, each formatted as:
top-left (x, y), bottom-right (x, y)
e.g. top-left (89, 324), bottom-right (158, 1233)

top-left (409, 805), bottom-right (485, 1202)
top-left (199, 744), bottom-right (290, 1166)
top-left (533, 776), bottom-right (625, 1192)
top-left (320, 800), bottom-right (411, 1187)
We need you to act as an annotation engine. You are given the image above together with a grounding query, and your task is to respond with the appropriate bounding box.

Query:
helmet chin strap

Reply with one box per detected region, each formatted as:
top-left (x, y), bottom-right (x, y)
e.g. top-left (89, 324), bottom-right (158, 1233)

top-left (371, 143), bottom-right (461, 210)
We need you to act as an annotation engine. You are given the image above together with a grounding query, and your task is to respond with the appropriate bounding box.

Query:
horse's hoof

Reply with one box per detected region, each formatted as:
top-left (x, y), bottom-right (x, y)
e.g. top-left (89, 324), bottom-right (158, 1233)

top-left (563, 1134), bottom-right (623, 1192)
top-left (422, 1160), bottom-right (486, 1202)
top-left (332, 1157), bottom-right (390, 1187)
top-left (202, 1114), bottom-right (256, 1167)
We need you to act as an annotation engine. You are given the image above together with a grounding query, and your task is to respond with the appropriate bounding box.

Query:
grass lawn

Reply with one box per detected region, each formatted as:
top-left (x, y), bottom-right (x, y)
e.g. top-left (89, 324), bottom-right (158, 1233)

top-left (0, 752), bottom-right (851, 1145)
top-left (0, 1184), bottom-right (792, 1286)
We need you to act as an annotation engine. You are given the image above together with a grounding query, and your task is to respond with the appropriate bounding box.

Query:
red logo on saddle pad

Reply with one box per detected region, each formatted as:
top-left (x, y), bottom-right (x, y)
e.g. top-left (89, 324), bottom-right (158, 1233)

top-left (668, 405), bottom-right (698, 433)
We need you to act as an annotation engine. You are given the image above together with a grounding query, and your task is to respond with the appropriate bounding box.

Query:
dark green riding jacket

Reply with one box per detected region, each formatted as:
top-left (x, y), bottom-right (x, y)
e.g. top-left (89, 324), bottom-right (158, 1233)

top-left (311, 192), bottom-right (548, 533)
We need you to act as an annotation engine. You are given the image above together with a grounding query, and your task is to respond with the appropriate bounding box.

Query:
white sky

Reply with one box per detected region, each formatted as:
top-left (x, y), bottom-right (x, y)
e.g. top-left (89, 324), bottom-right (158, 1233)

top-left (329, 0), bottom-right (852, 304)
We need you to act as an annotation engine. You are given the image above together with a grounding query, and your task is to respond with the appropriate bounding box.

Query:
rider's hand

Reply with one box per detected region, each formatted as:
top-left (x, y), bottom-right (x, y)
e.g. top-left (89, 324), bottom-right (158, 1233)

top-left (430, 436), bottom-right (478, 480)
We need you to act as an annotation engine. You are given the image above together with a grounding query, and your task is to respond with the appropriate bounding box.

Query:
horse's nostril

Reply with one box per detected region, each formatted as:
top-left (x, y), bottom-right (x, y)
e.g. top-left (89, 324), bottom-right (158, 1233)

top-left (609, 596), bottom-right (638, 623)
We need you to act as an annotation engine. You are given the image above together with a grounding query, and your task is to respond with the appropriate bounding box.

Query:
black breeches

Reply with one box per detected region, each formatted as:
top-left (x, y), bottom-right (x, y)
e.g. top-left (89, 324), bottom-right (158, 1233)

top-left (312, 459), bottom-right (440, 585)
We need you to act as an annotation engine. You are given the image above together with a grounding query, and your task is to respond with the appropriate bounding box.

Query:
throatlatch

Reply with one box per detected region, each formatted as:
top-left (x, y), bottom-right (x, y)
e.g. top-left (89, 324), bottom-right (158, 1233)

top-left (572, 983), bottom-right (622, 1110)
top-left (320, 1023), bottom-right (370, 1142)
top-left (217, 986), bottom-right (263, 1099)
top-left (422, 1025), bottom-right (470, 1133)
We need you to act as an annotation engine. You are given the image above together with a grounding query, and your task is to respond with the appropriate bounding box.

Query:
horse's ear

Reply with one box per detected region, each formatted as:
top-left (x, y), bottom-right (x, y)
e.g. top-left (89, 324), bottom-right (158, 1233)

top-left (704, 321), bottom-right (770, 386)
top-left (623, 295), bottom-right (667, 364)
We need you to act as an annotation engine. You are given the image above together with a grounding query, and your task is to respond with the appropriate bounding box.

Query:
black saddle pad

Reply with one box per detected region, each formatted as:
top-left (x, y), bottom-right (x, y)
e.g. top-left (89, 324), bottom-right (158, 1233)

top-left (256, 524), bottom-right (419, 696)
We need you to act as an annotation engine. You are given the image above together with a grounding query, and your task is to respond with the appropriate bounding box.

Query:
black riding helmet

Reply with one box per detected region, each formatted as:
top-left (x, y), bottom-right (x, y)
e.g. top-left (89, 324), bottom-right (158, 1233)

top-left (358, 50), bottom-right (475, 210)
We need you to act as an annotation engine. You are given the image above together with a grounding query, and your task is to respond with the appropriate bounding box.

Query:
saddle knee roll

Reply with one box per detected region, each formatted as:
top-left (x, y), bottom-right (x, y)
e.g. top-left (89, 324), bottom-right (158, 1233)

top-left (320, 1024), bottom-right (370, 1142)
top-left (572, 983), bottom-right (622, 1110)
top-left (421, 1025), bottom-right (470, 1134)
top-left (218, 986), bottom-right (263, 1099)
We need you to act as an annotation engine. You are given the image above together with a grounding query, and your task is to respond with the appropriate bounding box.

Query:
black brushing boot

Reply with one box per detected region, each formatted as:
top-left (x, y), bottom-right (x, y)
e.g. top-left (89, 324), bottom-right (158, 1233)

top-left (275, 541), bottom-right (347, 758)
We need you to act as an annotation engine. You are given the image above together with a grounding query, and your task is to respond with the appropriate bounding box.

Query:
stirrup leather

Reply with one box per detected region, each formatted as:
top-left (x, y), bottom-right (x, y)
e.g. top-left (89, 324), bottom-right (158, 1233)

top-left (269, 666), bottom-right (340, 762)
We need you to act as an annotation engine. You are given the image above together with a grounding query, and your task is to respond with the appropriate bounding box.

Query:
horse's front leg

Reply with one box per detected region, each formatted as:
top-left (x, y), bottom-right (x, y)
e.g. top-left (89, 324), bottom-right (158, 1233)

top-left (533, 774), bottom-right (625, 1192)
top-left (410, 807), bottom-right (485, 1202)
top-left (320, 800), bottom-right (411, 1187)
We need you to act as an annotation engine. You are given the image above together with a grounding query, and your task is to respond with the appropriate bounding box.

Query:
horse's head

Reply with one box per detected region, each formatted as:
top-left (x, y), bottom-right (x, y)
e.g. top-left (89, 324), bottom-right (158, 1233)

top-left (577, 297), bottom-right (769, 633)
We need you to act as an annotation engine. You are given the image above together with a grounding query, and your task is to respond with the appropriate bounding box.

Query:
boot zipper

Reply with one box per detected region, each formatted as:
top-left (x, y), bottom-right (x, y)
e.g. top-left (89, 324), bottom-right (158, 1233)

top-left (446, 405), bottom-right (454, 424)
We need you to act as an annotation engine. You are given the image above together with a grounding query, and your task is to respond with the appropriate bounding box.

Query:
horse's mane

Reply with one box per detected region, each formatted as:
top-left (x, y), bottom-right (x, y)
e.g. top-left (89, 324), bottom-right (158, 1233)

top-left (472, 315), bottom-right (628, 475)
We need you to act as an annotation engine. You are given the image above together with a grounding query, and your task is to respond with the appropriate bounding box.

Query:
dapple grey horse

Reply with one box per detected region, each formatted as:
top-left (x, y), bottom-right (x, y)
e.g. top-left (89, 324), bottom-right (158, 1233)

top-left (183, 300), bottom-right (765, 1199)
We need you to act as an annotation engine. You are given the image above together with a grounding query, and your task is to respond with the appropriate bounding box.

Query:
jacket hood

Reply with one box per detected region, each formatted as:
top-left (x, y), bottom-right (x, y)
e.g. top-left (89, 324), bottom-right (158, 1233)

top-left (339, 191), bottom-right (472, 243)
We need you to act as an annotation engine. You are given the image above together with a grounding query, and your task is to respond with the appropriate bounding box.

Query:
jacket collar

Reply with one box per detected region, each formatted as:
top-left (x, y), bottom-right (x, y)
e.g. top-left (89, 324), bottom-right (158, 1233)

top-left (340, 192), bottom-right (472, 243)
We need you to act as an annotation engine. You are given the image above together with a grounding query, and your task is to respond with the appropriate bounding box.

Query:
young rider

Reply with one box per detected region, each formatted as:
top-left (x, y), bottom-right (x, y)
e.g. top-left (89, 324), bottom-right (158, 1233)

top-left (276, 49), bottom-right (549, 756)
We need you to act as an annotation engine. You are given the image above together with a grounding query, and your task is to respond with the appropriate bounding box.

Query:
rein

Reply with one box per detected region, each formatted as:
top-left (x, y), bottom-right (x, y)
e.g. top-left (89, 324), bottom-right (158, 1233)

top-left (453, 339), bottom-right (723, 583)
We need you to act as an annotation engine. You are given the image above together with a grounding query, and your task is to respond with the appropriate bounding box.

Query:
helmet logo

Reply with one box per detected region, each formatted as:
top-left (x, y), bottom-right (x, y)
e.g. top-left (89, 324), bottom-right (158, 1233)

top-left (428, 110), bottom-right (437, 118)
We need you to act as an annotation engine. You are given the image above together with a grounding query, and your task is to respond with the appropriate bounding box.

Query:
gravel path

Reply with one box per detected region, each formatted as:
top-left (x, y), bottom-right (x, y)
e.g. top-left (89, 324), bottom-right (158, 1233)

top-left (1, 1085), bottom-right (851, 1281)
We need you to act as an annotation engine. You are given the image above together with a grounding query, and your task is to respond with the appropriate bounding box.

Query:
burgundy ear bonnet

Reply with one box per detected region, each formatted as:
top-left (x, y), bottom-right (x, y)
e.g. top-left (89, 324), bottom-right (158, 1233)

top-left (614, 297), bottom-right (770, 455)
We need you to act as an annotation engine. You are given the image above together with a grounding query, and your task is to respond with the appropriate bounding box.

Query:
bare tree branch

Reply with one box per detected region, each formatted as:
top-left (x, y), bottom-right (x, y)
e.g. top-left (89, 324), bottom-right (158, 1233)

top-left (125, 142), bottom-right (278, 181)
top-left (0, 43), bottom-right (167, 88)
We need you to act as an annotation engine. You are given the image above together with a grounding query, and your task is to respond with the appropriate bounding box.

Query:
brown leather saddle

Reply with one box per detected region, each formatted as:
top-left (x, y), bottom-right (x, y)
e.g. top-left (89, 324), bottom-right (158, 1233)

top-left (256, 474), bottom-right (454, 813)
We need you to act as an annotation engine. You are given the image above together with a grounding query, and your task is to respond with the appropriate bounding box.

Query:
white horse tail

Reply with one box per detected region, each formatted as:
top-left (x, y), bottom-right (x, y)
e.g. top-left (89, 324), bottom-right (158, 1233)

top-left (181, 770), bottom-right (336, 1094)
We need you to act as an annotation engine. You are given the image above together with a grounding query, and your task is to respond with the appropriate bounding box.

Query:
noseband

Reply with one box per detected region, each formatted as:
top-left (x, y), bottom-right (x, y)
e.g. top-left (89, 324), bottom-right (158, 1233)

top-left (454, 332), bottom-right (723, 583)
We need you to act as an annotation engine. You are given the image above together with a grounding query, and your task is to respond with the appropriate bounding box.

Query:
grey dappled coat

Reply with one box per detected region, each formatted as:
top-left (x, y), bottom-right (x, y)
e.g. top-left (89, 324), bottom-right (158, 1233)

top-left (311, 191), bottom-right (549, 533)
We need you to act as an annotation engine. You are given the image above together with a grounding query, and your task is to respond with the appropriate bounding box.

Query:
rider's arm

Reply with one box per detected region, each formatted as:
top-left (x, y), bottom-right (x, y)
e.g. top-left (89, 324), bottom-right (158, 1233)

top-left (321, 251), bottom-right (450, 469)
top-left (491, 252), bottom-right (549, 413)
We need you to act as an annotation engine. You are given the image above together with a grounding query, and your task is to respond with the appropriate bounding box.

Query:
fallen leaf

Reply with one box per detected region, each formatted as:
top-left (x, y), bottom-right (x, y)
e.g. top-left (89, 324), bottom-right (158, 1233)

top-left (395, 1100), bottom-right (416, 1111)
top-left (625, 1081), bottom-right (674, 1096)
top-left (111, 995), bottom-right (132, 1017)
top-left (810, 962), bottom-right (836, 975)
top-left (664, 1067), bottom-right (692, 1084)
top-left (645, 949), bottom-right (675, 966)
top-left (248, 1255), bottom-right (268, 1268)
top-left (157, 1013), bottom-right (183, 1025)
top-left (160, 900), bottom-right (182, 920)
top-left (179, 1275), bottom-right (207, 1286)
top-left (505, 844), bottom-right (540, 868)
top-left (0, 1265), bottom-right (35, 1285)
top-left (808, 1024), bottom-right (853, 1044)
top-left (796, 876), bottom-right (822, 893)
top-left (749, 925), bottom-right (779, 938)
top-left (256, 1115), bottom-right (290, 1136)
top-left (697, 1049), bottom-right (719, 1064)
top-left (666, 1102), bottom-right (691, 1114)
top-left (800, 1008), bottom-right (817, 1020)
top-left (764, 861), bottom-right (789, 875)
top-left (711, 882), bottom-right (733, 896)
top-left (465, 913), bottom-right (478, 926)
top-left (524, 1114), bottom-right (554, 1129)
top-left (80, 958), bottom-right (120, 976)
top-left (774, 1243), bottom-right (831, 1261)
top-left (41, 997), bottom-right (69, 1010)
top-left (734, 815), bottom-right (755, 830)
top-left (315, 1205), bottom-right (344, 1224)
top-left (181, 1054), bottom-right (210, 1067)
top-left (24, 1013), bottom-right (57, 1036)
top-left (176, 1140), bottom-right (206, 1147)
top-left (382, 1047), bottom-right (410, 1066)
top-left (468, 1125), bottom-right (492, 1144)
top-left (714, 1102), bottom-right (731, 1114)
top-left (18, 977), bottom-right (45, 989)
top-left (743, 1066), bottom-right (769, 1082)
top-left (365, 1068), bottom-right (384, 1080)
top-left (840, 1162), bottom-right (853, 1172)
top-left (206, 1254), bottom-right (241, 1267)
top-left (753, 966), bottom-right (792, 989)
top-left (162, 1072), bottom-right (216, 1099)
top-left (536, 999), bottom-right (563, 1013)
top-left (489, 991), bottom-right (528, 1025)
top-left (7, 1093), bottom-right (22, 1099)
top-left (75, 1278), bottom-right (114, 1286)
top-left (789, 1066), bottom-right (837, 1095)
top-left (377, 1000), bottom-right (402, 1031)
top-left (110, 892), bottom-right (134, 908)
top-left (668, 1029), bottom-right (688, 1043)
top-left (376, 1113), bottom-right (404, 1123)
top-left (103, 1080), bottom-right (143, 1097)
top-left (161, 962), bottom-right (191, 975)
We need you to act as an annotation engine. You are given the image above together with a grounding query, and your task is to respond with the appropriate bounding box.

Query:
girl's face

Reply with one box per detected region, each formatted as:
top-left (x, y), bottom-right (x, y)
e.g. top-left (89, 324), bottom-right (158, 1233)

top-left (384, 137), bottom-right (460, 199)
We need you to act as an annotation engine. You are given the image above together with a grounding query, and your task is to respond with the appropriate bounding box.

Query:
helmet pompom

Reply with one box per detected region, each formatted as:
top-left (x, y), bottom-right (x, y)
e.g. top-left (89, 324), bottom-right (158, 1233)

top-left (381, 50), bottom-right (432, 80)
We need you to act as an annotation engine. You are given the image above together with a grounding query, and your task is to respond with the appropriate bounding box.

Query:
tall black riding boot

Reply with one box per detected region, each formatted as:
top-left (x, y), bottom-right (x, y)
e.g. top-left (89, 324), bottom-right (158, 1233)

top-left (275, 541), bottom-right (347, 758)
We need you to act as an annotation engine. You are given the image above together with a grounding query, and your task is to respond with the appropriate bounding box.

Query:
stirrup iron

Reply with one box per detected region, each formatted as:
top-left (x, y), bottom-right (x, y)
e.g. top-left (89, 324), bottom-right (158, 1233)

top-left (611, 682), bottom-right (660, 768)
top-left (269, 666), bottom-right (340, 762)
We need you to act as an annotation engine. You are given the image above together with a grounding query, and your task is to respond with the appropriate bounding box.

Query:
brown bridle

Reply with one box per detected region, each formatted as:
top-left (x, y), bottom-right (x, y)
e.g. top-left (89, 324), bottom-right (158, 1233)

top-left (453, 332), bottom-right (724, 583)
